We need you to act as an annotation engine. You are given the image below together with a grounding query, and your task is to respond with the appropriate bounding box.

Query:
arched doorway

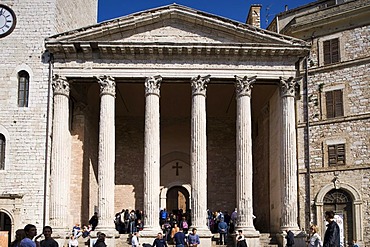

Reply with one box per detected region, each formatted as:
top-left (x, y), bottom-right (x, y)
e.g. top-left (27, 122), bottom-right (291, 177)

top-left (0, 212), bottom-right (12, 246)
top-left (166, 186), bottom-right (190, 213)
top-left (323, 189), bottom-right (353, 246)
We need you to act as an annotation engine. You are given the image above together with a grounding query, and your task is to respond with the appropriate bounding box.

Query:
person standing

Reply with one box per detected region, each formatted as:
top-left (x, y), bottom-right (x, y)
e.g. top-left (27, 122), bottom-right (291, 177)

top-left (173, 228), bottom-right (186, 247)
top-left (218, 219), bottom-right (228, 245)
top-left (309, 225), bottom-right (323, 247)
top-left (286, 230), bottom-right (294, 247)
top-left (152, 233), bottom-right (168, 247)
top-left (131, 232), bottom-right (139, 247)
top-left (236, 230), bottom-right (247, 247)
top-left (187, 228), bottom-right (200, 247)
top-left (11, 229), bottom-right (26, 247)
top-left (89, 212), bottom-right (99, 231)
top-left (323, 211), bottom-right (340, 247)
top-left (93, 232), bottom-right (107, 247)
top-left (20, 224), bottom-right (38, 247)
top-left (39, 226), bottom-right (58, 247)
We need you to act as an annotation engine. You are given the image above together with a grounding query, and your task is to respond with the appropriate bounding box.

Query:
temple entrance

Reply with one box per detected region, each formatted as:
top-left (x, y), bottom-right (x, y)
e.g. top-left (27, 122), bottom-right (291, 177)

top-left (166, 186), bottom-right (190, 213)
top-left (323, 189), bottom-right (353, 246)
top-left (0, 212), bottom-right (12, 246)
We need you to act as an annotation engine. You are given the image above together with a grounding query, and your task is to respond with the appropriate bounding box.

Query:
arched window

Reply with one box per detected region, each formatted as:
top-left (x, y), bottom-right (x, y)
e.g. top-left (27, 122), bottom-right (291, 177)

top-left (0, 134), bottom-right (5, 170)
top-left (18, 70), bottom-right (29, 107)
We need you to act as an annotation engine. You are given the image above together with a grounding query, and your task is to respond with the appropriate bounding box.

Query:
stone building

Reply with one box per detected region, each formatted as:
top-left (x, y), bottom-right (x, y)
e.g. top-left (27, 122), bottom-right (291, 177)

top-left (268, 0), bottom-right (370, 246)
top-left (0, 1), bottom-right (368, 247)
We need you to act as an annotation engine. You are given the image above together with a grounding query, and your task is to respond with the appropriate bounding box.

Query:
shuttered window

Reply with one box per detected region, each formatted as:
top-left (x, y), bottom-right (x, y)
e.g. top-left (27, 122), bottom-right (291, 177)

top-left (18, 70), bottom-right (29, 107)
top-left (326, 90), bottom-right (343, 118)
top-left (328, 144), bottom-right (345, 166)
top-left (0, 134), bottom-right (5, 170)
top-left (323, 38), bottom-right (340, 65)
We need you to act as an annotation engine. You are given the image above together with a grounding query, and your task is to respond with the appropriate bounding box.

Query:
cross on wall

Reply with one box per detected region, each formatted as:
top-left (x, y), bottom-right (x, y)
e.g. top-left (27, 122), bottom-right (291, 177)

top-left (172, 162), bottom-right (182, 176)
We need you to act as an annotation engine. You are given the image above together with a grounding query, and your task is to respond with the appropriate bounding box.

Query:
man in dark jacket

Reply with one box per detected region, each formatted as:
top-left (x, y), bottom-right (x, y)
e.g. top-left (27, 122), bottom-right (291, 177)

top-left (152, 233), bottom-right (168, 247)
top-left (94, 232), bottom-right (107, 247)
top-left (323, 211), bottom-right (340, 247)
top-left (286, 230), bottom-right (294, 247)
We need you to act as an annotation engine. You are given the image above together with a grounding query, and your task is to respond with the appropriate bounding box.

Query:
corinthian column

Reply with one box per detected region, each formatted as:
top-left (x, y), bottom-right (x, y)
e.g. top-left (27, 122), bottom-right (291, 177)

top-left (279, 77), bottom-right (299, 231)
top-left (190, 75), bottom-right (211, 235)
top-left (95, 75), bottom-right (116, 232)
top-left (234, 75), bottom-right (259, 237)
top-left (50, 74), bottom-right (71, 236)
top-left (142, 75), bottom-right (162, 236)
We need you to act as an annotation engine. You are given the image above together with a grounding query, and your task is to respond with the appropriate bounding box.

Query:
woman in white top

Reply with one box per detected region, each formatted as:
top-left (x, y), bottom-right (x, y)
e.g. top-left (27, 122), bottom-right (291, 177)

top-left (69, 235), bottom-right (79, 247)
top-left (309, 225), bottom-right (323, 247)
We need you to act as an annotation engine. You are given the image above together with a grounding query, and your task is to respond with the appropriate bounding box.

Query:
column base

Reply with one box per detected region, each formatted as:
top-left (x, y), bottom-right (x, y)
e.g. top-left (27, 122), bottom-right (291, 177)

top-left (277, 230), bottom-right (308, 247)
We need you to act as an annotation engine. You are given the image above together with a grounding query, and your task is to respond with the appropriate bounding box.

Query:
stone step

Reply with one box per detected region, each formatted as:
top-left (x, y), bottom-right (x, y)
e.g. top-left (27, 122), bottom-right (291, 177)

top-left (259, 233), bottom-right (279, 247)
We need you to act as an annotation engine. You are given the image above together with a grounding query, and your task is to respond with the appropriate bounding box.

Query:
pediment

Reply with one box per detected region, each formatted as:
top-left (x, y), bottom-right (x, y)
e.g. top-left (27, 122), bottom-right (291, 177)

top-left (47, 4), bottom-right (307, 47)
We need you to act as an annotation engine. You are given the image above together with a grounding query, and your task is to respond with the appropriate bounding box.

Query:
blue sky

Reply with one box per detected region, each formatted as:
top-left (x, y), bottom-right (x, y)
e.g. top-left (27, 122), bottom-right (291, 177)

top-left (98, 0), bottom-right (314, 29)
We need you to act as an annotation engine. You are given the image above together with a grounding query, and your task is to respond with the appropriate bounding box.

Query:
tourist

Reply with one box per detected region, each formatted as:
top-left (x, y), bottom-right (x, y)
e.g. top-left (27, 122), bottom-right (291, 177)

top-left (218, 219), bottom-right (228, 245)
top-left (323, 211), bottom-right (340, 247)
top-left (131, 232), bottom-right (139, 247)
top-left (152, 232), bottom-right (167, 247)
top-left (309, 225), bottom-right (323, 247)
top-left (93, 232), bottom-right (107, 247)
top-left (89, 212), bottom-right (99, 231)
top-left (236, 230), bottom-right (247, 247)
top-left (72, 224), bottom-right (82, 239)
top-left (68, 235), bottom-right (78, 247)
top-left (11, 229), bottom-right (26, 247)
top-left (170, 223), bottom-right (180, 240)
top-left (20, 224), bottom-right (38, 247)
top-left (136, 219), bottom-right (144, 232)
top-left (286, 230), bottom-right (294, 247)
top-left (40, 226), bottom-right (58, 247)
top-left (173, 228), bottom-right (186, 247)
top-left (179, 216), bottom-right (189, 234)
top-left (187, 228), bottom-right (200, 247)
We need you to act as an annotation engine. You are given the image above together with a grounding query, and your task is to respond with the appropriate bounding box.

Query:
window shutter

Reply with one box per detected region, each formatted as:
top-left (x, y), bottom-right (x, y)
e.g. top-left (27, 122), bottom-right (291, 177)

top-left (328, 145), bottom-right (337, 166)
top-left (328, 144), bottom-right (346, 166)
top-left (326, 91), bottom-right (334, 118)
top-left (331, 38), bottom-right (339, 63)
top-left (337, 144), bottom-right (345, 165)
top-left (334, 90), bottom-right (344, 117)
top-left (324, 40), bottom-right (331, 65)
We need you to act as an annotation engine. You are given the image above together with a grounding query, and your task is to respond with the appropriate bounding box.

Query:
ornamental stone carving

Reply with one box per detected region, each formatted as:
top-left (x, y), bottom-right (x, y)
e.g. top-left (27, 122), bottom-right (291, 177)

top-left (145, 75), bottom-right (162, 96)
top-left (279, 76), bottom-right (297, 97)
top-left (235, 75), bottom-right (257, 98)
top-left (52, 74), bottom-right (69, 96)
top-left (191, 75), bottom-right (211, 96)
top-left (96, 75), bottom-right (116, 97)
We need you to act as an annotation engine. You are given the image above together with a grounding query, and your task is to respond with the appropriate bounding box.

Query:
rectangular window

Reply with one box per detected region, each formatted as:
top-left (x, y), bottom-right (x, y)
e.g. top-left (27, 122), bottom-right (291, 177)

top-left (328, 144), bottom-right (345, 166)
top-left (326, 90), bottom-right (343, 118)
top-left (323, 38), bottom-right (339, 65)
top-left (0, 134), bottom-right (5, 170)
top-left (18, 71), bottom-right (29, 107)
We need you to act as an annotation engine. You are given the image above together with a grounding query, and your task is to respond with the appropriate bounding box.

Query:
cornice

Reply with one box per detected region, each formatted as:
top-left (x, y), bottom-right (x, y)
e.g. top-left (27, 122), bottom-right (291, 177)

top-left (45, 41), bottom-right (310, 58)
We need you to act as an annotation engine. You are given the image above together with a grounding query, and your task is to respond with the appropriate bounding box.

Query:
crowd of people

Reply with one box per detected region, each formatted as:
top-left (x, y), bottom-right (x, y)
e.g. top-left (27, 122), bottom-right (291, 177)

top-left (9, 210), bottom-right (356, 247)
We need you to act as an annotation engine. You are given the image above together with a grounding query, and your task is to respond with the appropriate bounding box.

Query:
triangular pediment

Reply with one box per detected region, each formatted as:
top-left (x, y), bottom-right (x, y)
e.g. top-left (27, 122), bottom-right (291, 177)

top-left (47, 4), bottom-right (307, 47)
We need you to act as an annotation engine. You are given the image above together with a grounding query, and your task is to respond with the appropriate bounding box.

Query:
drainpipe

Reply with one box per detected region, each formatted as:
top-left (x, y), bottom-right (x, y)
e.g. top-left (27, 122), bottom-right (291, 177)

top-left (303, 55), bottom-right (311, 228)
top-left (43, 51), bottom-right (54, 227)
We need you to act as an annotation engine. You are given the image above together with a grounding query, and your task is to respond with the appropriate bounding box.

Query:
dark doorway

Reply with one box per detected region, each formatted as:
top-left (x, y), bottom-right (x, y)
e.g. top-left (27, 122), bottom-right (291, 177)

top-left (323, 189), bottom-right (353, 246)
top-left (0, 212), bottom-right (12, 247)
top-left (166, 186), bottom-right (190, 213)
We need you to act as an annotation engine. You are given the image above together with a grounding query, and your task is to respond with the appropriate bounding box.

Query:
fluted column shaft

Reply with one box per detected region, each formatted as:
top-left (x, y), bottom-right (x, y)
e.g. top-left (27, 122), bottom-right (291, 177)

top-left (142, 76), bottom-right (162, 234)
top-left (280, 77), bottom-right (299, 231)
top-left (190, 75), bottom-right (211, 231)
top-left (50, 75), bottom-right (71, 233)
top-left (234, 76), bottom-right (258, 234)
top-left (96, 75), bottom-right (116, 230)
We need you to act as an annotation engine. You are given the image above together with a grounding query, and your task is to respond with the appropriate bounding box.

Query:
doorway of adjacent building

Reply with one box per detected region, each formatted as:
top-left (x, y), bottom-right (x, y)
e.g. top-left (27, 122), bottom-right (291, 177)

top-left (323, 189), bottom-right (353, 246)
top-left (0, 212), bottom-right (12, 247)
top-left (166, 186), bottom-right (189, 213)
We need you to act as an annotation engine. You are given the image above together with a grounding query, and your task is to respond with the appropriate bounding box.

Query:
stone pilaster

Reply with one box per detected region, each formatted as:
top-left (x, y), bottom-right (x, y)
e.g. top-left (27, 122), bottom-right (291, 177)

top-left (49, 74), bottom-right (71, 237)
top-left (141, 75), bottom-right (162, 237)
top-left (279, 77), bottom-right (300, 231)
top-left (95, 75), bottom-right (116, 233)
top-left (190, 75), bottom-right (212, 241)
top-left (234, 76), bottom-right (260, 246)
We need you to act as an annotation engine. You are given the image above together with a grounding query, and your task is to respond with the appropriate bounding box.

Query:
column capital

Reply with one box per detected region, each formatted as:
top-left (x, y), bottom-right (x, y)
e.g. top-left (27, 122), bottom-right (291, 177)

top-left (235, 75), bottom-right (257, 98)
top-left (96, 75), bottom-right (116, 97)
top-left (279, 76), bottom-right (298, 98)
top-left (52, 74), bottom-right (70, 96)
top-left (145, 75), bottom-right (162, 96)
top-left (191, 75), bottom-right (211, 96)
